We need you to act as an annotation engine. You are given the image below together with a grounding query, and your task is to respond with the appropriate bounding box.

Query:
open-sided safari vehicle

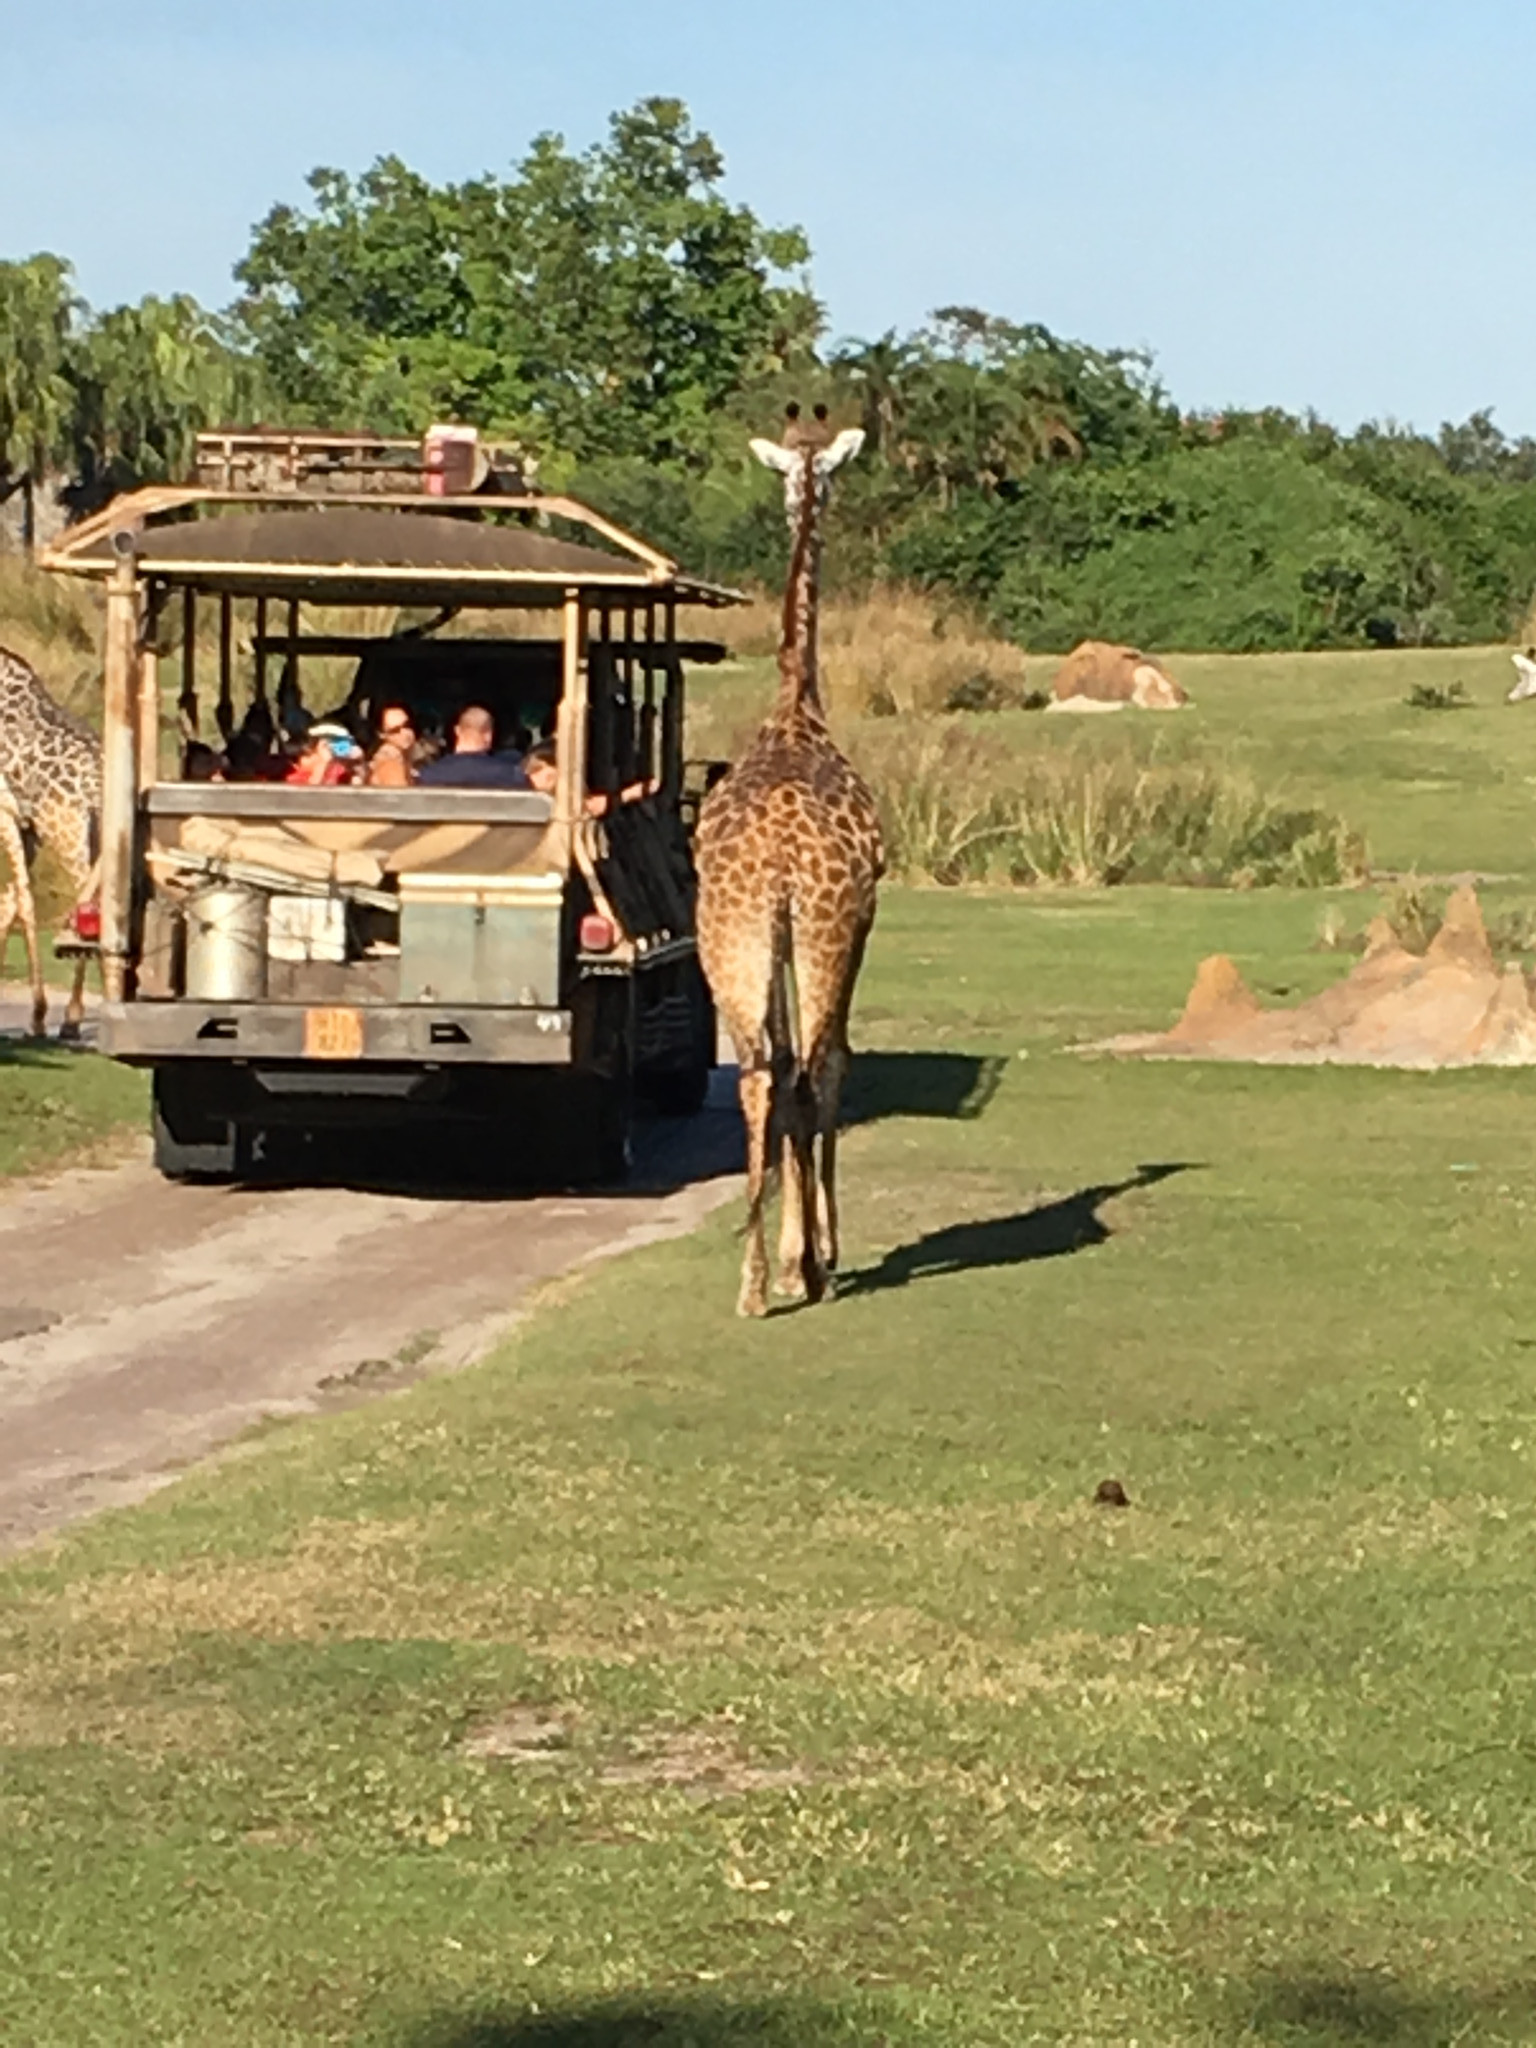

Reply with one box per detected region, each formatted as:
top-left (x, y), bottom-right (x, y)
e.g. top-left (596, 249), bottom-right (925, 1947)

top-left (41, 428), bottom-right (740, 1180)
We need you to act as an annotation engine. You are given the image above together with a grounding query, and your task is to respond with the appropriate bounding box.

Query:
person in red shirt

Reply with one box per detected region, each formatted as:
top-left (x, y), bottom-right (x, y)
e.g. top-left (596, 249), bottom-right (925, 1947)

top-left (285, 722), bottom-right (362, 786)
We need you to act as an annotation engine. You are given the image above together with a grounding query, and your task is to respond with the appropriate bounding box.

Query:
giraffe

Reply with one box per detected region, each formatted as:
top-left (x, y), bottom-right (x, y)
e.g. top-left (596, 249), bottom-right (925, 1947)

top-left (0, 646), bottom-right (102, 1038)
top-left (695, 411), bottom-right (883, 1317)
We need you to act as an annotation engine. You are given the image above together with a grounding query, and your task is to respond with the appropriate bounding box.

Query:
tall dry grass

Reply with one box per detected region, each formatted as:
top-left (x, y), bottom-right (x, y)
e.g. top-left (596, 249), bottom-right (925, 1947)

top-left (0, 558), bottom-right (103, 719)
top-left (692, 586), bottom-right (1040, 719)
top-left (851, 722), bottom-right (1368, 890)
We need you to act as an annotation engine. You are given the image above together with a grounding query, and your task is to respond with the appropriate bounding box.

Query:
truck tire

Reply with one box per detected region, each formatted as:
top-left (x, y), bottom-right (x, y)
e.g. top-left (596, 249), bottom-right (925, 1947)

top-left (151, 1067), bottom-right (239, 1181)
top-left (642, 1061), bottom-right (712, 1118)
top-left (567, 1072), bottom-right (632, 1185)
top-left (636, 964), bottom-right (715, 1117)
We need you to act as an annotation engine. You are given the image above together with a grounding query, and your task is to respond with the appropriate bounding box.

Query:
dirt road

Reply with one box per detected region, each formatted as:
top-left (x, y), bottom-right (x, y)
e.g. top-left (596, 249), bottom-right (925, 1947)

top-left (0, 1079), bottom-right (743, 1552)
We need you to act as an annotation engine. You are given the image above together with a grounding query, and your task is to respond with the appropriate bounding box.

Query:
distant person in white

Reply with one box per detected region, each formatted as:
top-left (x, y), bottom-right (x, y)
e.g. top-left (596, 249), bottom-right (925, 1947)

top-left (1509, 648), bottom-right (1536, 701)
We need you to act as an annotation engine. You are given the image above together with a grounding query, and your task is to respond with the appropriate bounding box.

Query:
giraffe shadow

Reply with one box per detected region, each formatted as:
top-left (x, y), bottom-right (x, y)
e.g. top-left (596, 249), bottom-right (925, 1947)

top-left (842, 1050), bottom-right (1006, 1126)
top-left (400, 1994), bottom-right (868, 2046)
top-left (837, 1161), bottom-right (1198, 1296)
top-left (630, 1053), bottom-right (1005, 1194)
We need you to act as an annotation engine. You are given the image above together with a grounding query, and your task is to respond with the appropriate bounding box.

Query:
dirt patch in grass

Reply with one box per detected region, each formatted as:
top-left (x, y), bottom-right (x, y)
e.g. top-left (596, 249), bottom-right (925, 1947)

top-left (462, 1704), bottom-right (813, 1798)
top-left (597, 1721), bottom-right (814, 1797)
top-left (461, 1702), bottom-right (577, 1762)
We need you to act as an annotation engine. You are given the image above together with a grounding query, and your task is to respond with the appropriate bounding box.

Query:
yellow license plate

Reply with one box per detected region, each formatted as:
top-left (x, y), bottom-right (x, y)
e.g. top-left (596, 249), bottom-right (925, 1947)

top-left (303, 1006), bottom-right (364, 1059)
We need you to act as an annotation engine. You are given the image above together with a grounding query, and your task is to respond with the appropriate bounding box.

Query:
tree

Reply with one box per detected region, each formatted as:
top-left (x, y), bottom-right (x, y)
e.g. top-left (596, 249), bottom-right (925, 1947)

top-left (0, 255), bottom-right (77, 481)
top-left (67, 295), bottom-right (262, 490)
top-left (233, 97), bottom-right (818, 467)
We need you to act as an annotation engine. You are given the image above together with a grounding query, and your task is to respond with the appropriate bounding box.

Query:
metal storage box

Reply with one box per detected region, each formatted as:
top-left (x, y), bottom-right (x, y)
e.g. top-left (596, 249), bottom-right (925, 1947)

top-left (397, 871), bottom-right (563, 1008)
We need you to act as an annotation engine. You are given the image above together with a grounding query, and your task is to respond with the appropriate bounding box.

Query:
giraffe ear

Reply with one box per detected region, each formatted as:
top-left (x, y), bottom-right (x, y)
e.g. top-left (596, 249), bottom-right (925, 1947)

top-left (815, 428), bottom-right (866, 477)
top-left (749, 437), bottom-right (797, 475)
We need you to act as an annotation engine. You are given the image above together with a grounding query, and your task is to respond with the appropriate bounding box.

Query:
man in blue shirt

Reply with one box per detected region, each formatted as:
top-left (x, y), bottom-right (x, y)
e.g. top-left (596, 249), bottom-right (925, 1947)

top-left (417, 705), bottom-right (529, 788)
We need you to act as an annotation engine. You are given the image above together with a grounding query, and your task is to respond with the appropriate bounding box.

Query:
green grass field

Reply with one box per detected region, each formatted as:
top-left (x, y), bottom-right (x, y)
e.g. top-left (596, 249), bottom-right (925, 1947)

top-left (7, 647), bottom-right (1536, 2042)
top-left (0, 1041), bottom-right (146, 1178)
top-left (8, 868), bottom-right (1536, 2041)
top-left (694, 642), bottom-right (1536, 884)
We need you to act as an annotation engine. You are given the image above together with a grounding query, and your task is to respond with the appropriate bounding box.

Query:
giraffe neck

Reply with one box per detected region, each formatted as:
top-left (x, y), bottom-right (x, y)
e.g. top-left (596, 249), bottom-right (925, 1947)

top-left (774, 450), bottom-right (827, 726)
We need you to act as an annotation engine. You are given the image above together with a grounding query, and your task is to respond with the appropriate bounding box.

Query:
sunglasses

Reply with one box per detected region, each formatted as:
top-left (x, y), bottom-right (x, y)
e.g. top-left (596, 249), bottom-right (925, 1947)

top-left (381, 717), bottom-right (415, 736)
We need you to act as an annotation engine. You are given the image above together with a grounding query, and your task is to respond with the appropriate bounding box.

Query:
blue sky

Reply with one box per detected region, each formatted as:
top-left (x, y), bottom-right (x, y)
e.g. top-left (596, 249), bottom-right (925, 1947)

top-left (3, 0), bottom-right (1532, 433)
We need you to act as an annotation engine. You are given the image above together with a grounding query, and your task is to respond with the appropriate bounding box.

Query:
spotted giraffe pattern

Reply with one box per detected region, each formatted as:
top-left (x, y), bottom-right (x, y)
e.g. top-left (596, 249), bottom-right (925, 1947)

top-left (0, 646), bottom-right (102, 1035)
top-left (695, 424), bottom-right (882, 1316)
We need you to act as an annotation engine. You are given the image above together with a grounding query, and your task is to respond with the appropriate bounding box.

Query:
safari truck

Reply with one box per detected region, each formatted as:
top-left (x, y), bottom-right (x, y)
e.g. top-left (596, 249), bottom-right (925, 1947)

top-left (41, 428), bottom-right (739, 1180)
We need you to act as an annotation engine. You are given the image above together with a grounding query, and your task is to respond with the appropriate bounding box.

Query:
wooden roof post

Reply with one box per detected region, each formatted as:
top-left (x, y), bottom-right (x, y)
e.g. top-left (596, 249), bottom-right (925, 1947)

top-left (137, 583), bottom-right (164, 791)
top-left (556, 586), bottom-right (588, 826)
top-left (100, 543), bottom-right (142, 1001)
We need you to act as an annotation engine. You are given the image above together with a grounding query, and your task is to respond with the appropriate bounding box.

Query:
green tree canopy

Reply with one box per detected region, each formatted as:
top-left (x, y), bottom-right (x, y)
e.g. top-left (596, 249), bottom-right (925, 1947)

top-left (232, 96), bottom-right (818, 467)
top-left (8, 94), bottom-right (1536, 653)
top-left (0, 255), bottom-right (77, 478)
top-left (69, 294), bottom-right (263, 490)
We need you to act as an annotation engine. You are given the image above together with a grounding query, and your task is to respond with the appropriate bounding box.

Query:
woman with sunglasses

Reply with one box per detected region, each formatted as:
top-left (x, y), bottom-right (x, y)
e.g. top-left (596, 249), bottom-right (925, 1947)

top-left (366, 705), bottom-right (418, 787)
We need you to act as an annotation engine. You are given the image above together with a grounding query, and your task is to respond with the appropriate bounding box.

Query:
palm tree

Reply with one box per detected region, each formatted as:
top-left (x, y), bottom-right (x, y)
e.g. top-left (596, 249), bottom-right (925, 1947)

top-left (0, 255), bottom-right (77, 482)
top-left (68, 296), bottom-right (265, 489)
top-left (830, 330), bottom-right (918, 458)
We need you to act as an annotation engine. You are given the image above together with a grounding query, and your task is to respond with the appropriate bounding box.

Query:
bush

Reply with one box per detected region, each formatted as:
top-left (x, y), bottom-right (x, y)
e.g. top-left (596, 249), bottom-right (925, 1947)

top-left (1404, 679), bottom-right (1471, 710)
top-left (854, 723), bottom-right (1368, 889)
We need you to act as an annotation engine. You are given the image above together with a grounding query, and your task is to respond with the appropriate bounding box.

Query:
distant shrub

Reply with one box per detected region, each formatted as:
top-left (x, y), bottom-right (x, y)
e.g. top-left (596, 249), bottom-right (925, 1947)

top-left (1321, 881), bottom-right (1536, 960)
top-left (1404, 679), bottom-right (1472, 710)
top-left (854, 724), bottom-right (1368, 889)
top-left (1381, 878), bottom-right (1445, 951)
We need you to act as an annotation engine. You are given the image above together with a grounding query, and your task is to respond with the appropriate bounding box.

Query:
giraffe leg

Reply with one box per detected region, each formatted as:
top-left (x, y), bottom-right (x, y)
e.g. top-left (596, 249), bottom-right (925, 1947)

top-left (0, 808), bottom-right (45, 1037)
top-left (775, 1120), bottom-right (807, 1299)
top-left (56, 854), bottom-right (101, 1041)
top-left (789, 1065), bottom-right (827, 1304)
top-left (0, 883), bottom-right (16, 1024)
top-left (59, 957), bottom-right (88, 1040)
top-left (783, 909), bottom-right (868, 1298)
top-left (769, 956), bottom-right (811, 1298)
top-left (736, 1064), bottom-right (774, 1318)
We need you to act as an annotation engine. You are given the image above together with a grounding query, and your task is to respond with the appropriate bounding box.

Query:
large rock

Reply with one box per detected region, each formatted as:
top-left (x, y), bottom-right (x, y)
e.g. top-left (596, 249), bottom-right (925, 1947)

top-left (1047, 640), bottom-right (1188, 712)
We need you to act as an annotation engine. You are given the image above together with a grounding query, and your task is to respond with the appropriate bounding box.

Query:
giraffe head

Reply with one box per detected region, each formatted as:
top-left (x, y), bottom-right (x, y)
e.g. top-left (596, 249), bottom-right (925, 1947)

top-left (750, 405), bottom-right (865, 529)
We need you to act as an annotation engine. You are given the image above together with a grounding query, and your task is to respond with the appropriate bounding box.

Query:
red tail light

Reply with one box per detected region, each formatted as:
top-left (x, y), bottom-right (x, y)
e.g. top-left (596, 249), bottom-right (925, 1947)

top-left (579, 913), bottom-right (616, 952)
top-left (71, 902), bottom-right (101, 941)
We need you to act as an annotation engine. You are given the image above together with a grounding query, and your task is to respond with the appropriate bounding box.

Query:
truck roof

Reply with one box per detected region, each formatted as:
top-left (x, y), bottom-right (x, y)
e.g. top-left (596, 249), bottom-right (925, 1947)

top-left (42, 488), bottom-right (744, 611)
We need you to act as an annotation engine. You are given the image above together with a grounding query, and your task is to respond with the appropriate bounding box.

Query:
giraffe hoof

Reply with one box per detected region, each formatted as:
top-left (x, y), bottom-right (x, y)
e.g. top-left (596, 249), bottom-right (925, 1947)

top-left (57, 1019), bottom-right (82, 1044)
top-left (736, 1291), bottom-right (770, 1319)
top-left (774, 1267), bottom-right (808, 1301)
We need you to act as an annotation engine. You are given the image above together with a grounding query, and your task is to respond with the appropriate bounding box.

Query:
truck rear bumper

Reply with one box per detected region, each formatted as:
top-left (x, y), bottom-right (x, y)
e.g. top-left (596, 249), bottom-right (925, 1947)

top-left (100, 1000), bottom-right (573, 1065)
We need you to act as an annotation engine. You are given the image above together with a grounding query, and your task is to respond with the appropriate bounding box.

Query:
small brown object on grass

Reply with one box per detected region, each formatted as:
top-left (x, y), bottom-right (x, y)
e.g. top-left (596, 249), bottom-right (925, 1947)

top-left (1095, 1478), bottom-right (1130, 1507)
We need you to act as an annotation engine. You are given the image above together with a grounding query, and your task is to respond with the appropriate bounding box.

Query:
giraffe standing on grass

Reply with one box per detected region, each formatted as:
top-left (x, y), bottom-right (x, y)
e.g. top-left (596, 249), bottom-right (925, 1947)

top-left (0, 647), bottom-right (102, 1038)
top-left (695, 408), bottom-right (883, 1317)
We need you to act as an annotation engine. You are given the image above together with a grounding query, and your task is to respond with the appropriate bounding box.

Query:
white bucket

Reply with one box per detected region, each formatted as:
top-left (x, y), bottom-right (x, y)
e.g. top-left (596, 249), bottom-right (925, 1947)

top-left (184, 883), bottom-right (268, 1000)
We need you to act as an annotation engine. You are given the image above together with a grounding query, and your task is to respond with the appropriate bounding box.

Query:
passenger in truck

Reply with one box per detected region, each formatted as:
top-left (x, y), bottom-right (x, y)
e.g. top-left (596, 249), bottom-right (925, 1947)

top-left (285, 721), bottom-right (363, 786)
top-left (523, 738), bottom-right (557, 796)
top-left (365, 704), bottom-right (418, 787)
top-left (416, 704), bottom-right (529, 788)
top-left (522, 738), bottom-right (656, 816)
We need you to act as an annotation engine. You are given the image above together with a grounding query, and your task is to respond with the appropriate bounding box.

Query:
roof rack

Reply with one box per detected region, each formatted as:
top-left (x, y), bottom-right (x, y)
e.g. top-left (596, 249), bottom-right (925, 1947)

top-left (192, 426), bottom-right (535, 499)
